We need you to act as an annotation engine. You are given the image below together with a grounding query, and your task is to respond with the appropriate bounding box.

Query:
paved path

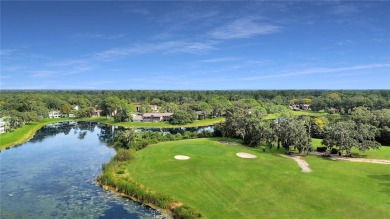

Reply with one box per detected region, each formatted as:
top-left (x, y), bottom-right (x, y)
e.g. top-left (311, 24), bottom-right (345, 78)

top-left (330, 156), bottom-right (390, 164)
top-left (281, 155), bottom-right (312, 172)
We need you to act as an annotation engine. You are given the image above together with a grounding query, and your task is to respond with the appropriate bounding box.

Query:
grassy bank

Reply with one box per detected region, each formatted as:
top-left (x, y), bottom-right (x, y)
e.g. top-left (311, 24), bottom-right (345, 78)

top-left (115, 138), bottom-right (390, 218)
top-left (0, 118), bottom-right (75, 150)
top-left (81, 117), bottom-right (225, 128)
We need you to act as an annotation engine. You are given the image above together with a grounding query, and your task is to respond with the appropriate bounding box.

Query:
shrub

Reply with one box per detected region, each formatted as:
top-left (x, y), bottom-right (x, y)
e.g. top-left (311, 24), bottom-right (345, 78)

top-left (330, 148), bottom-right (339, 154)
top-left (173, 205), bottom-right (202, 219)
top-left (114, 149), bottom-right (134, 162)
top-left (316, 146), bottom-right (327, 152)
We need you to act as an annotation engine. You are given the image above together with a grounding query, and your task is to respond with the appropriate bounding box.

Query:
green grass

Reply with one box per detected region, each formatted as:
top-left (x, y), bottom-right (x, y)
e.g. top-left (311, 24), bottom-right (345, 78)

top-left (80, 117), bottom-right (225, 128)
top-left (124, 138), bottom-right (390, 218)
top-left (266, 110), bottom-right (329, 119)
top-left (0, 118), bottom-right (74, 150)
top-left (311, 138), bottom-right (390, 160)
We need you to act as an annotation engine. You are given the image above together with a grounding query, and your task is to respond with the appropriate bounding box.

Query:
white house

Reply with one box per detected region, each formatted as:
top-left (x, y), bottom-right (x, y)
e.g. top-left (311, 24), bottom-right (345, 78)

top-left (49, 111), bottom-right (61, 118)
top-left (0, 121), bottom-right (6, 134)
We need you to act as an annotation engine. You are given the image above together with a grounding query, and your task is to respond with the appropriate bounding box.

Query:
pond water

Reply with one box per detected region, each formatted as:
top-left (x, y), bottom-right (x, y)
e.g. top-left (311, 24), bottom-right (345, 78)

top-left (134, 125), bottom-right (214, 134)
top-left (0, 122), bottom-right (165, 219)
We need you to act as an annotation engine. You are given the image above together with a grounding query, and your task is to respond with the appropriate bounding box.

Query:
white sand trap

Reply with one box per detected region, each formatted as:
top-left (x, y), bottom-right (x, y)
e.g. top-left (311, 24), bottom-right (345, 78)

top-left (174, 155), bottom-right (190, 160)
top-left (236, 152), bottom-right (257, 159)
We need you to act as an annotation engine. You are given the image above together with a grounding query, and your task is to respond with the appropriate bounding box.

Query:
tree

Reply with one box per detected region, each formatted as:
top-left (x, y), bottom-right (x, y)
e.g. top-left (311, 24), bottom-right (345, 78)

top-left (209, 96), bottom-right (231, 117)
top-left (60, 103), bottom-right (71, 115)
top-left (160, 102), bottom-right (179, 113)
top-left (274, 117), bottom-right (311, 153)
top-left (242, 111), bottom-right (266, 146)
top-left (169, 110), bottom-right (195, 125)
top-left (322, 120), bottom-right (381, 156)
top-left (115, 129), bottom-right (136, 149)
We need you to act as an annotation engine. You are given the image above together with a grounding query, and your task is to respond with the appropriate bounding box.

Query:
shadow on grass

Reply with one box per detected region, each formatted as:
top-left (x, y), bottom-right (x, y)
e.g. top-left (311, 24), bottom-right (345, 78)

top-left (350, 153), bottom-right (369, 158)
top-left (368, 175), bottom-right (390, 196)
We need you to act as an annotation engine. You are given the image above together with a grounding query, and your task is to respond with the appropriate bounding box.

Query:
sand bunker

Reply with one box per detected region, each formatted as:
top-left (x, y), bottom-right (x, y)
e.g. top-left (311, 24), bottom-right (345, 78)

top-left (174, 155), bottom-right (190, 160)
top-left (236, 152), bottom-right (257, 158)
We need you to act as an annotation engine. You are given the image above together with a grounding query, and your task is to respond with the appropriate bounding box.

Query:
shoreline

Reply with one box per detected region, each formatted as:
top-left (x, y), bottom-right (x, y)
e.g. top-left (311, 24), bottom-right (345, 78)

top-left (0, 118), bottom-right (75, 151)
top-left (96, 181), bottom-right (175, 219)
top-left (0, 117), bottom-right (222, 151)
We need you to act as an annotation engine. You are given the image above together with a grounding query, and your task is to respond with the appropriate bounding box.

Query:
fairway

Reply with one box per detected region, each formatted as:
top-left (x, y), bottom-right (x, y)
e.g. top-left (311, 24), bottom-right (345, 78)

top-left (126, 138), bottom-right (390, 219)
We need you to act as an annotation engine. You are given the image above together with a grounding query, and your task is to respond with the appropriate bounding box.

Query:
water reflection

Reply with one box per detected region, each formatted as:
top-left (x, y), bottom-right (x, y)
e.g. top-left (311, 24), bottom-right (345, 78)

top-left (0, 122), bottom-right (165, 219)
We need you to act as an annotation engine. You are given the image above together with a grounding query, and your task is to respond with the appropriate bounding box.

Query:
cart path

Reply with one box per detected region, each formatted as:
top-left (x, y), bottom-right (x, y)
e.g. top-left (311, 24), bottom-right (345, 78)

top-left (280, 155), bottom-right (312, 173)
top-left (329, 156), bottom-right (390, 164)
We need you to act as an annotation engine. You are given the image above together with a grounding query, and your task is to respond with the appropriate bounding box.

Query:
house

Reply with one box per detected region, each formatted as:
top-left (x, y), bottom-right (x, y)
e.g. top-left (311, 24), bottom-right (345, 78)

top-left (92, 108), bottom-right (103, 117)
top-left (301, 104), bottom-right (311, 110)
top-left (142, 113), bottom-right (173, 122)
top-left (73, 105), bottom-right (79, 111)
top-left (132, 114), bottom-right (143, 122)
top-left (49, 111), bottom-right (61, 118)
top-left (196, 111), bottom-right (209, 120)
top-left (0, 121), bottom-right (6, 134)
top-left (69, 114), bottom-right (76, 118)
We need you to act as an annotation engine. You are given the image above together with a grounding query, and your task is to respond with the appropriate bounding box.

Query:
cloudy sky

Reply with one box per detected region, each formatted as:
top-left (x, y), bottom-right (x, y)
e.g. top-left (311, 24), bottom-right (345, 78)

top-left (1, 1), bottom-right (389, 90)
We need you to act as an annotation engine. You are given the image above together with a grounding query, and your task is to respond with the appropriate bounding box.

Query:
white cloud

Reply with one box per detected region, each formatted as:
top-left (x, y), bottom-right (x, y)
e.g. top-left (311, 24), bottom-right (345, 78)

top-left (29, 70), bottom-right (61, 78)
top-left (241, 63), bottom-right (390, 80)
top-left (200, 57), bottom-right (240, 63)
top-left (72, 33), bottom-right (125, 40)
top-left (0, 49), bottom-right (16, 56)
top-left (94, 41), bottom-right (216, 60)
top-left (332, 4), bottom-right (359, 16)
top-left (210, 18), bottom-right (281, 40)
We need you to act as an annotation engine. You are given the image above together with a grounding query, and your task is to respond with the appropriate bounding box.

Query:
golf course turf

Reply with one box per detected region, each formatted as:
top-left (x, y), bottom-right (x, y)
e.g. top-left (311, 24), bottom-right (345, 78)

top-left (119, 138), bottom-right (390, 218)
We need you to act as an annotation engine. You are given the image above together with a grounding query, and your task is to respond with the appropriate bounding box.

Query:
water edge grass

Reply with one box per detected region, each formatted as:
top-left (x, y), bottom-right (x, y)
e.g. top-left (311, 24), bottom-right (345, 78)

top-left (0, 118), bottom-right (75, 150)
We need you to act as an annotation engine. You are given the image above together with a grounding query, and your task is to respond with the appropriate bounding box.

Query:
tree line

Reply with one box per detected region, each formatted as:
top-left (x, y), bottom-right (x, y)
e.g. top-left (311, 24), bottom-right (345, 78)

top-left (1, 90), bottom-right (389, 133)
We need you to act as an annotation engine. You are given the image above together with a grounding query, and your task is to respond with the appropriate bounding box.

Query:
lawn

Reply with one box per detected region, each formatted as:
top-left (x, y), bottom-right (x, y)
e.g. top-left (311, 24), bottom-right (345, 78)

top-left (81, 117), bottom-right (225, 128)
top-left (0, 118), bottom-right (74, 150)
top-left (265, 110), bottom-right (329, 120)
top-left (311, 138), bottom-right (390, 160)
top-left (125, 138), bottom-right (390, 219)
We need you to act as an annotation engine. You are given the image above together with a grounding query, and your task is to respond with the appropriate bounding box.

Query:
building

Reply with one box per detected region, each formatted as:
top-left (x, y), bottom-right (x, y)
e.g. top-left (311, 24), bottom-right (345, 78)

top-left (132, 114), bottom-right (143, 122)
top-left (142, 113), bottom-right (173, 122)
top-left (196, 111), bottom-right (209, 120)
top-left (0, 122), bottom-right (6, 134)
top-left (49, 111), bottom-right (61, 118)
top-left (92, 108), bottom-right (103, 117)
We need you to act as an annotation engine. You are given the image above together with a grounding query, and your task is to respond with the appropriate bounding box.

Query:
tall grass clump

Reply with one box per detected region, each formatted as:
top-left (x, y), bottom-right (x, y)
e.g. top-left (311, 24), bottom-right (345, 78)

top-left (173, 205), bottom-right (202, 219)
top-left (98, 156), bottom-right (197, 216)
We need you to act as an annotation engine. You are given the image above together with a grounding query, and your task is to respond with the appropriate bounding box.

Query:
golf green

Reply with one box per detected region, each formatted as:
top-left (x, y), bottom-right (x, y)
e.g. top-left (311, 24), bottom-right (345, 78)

top-left (126, 138), bottom-right (390, 218)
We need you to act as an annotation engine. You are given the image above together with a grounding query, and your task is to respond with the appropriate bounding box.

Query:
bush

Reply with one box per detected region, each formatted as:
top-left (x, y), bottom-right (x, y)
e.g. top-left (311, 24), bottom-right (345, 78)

top-left (316, 146), bottom-right (327, 152)
top-left (114, 149), bottom-right (134, 161)
top-left (116, 170), bottom-right (125, 174)
top-left (330, 148), bottom-right (339, 154)
top-left (173, 205), bottom-right (202, 219)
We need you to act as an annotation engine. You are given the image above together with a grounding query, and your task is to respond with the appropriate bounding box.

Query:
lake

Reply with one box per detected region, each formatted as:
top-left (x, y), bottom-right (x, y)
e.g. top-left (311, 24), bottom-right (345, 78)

top-left (0, 122), bottom-right (165, 219)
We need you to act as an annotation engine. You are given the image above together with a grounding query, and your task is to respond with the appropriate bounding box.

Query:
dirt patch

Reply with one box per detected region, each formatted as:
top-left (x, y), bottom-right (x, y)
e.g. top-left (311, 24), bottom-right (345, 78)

top-left (330, 156), bottom-right (390, 164)
top-left (174, 155), bottom-right (190, 160)
top-left (281, 155), bottom-right (312, 173)
top-left (169, 202), bottom-right (183, 210)
top-left (236, 152), bottom-right (257, 158)
top-left (218, 141), bottom-right (240, 145)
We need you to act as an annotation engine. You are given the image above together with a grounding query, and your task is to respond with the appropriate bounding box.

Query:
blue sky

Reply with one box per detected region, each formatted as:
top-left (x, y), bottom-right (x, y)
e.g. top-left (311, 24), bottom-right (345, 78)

top-left (1, 1), bottom-right (389, 90)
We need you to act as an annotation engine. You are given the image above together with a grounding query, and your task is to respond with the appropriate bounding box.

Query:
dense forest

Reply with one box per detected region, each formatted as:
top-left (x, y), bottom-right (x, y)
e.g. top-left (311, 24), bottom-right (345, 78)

top-left (1, 90), bottom-right (390, 149)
